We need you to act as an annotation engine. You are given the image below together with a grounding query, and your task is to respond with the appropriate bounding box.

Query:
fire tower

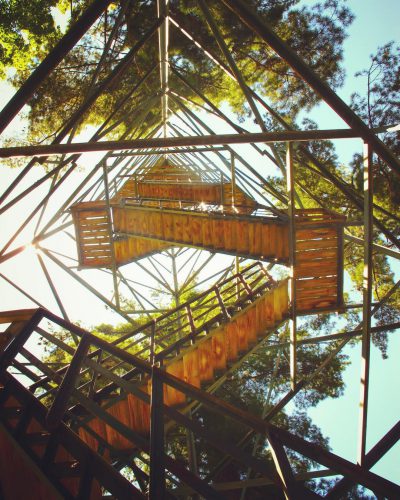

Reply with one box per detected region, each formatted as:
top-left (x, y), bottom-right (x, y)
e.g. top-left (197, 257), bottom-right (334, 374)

top-left (0, 0), bottom-right (399, 498)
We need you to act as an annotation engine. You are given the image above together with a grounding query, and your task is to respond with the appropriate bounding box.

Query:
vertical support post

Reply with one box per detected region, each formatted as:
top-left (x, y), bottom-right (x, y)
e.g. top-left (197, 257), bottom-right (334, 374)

top-left (170, 248), bottom-right (199, 478)
top-left (149, 366), bottom-right (165, 499)
top-left (286, 143), bottom-right (297, 391)
top-left (238, 273), bottom-right (253, 299)
top-left (150, 320), bottom-right (156, 365)
top-left (134, 173), bottom-right (139, 198)
top-left (358, 142), bottom-right (373, 466)
top-left (220, 171), bottom-right (225, 205)
top-left (186, 408), bottom-right (199, 491)
top-left (171, 248), bottom-right (182, 329)
top-left (230, 151), bottom-right (236, 207)
top-left (231, 151), bottom-right (241, 299)
top-left (103, 163), bottom-right (120, 309)
top-left (337, 224), bottom-right (344, 308)
top-left (157, 0), bottom-right (170, 141)
top-left (176, 305), bottom-right (200, 481)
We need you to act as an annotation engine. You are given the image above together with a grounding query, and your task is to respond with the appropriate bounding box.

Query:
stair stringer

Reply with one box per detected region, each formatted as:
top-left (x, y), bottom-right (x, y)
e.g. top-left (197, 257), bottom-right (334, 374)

top-left (0, 372), bottom-right (144, 499)
top-left (0, 309), bottom-right (38, 353)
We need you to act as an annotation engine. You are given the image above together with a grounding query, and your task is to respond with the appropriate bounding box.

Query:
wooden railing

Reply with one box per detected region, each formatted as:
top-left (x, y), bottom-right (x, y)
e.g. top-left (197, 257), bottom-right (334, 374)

top-left (122, 197), bottom-right (279, 217)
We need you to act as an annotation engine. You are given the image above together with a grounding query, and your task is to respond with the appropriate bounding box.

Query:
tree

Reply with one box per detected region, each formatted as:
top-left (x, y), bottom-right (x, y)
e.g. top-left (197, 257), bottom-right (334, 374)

top-left (0, 0), bottom-right (67, 78)
top-left (262, 40), bottom-right (400, 359)
top-left (164, 312), bottom-right (361, 498)
top-left (350, 42), bottom-right (400, 210)
top-left (2, 0), bottom-right (353, 143)
top-left (36, 279), bottom-right (356, 496)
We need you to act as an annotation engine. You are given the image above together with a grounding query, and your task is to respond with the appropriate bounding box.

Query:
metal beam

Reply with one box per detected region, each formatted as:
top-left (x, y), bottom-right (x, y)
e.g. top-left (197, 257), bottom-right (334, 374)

top-left (158, 363), bottom-right (400, 498)
top-left (327, 420), bottom-right (400, 498)
top-left (357, 143), bottom-right (373, 466)
top-left (287, 143), bottom-right (296, 390)
top-left (110, 146), bottom-right (226, 156)
top-left (198, 0), bottom-right (266, 133)
top-left (267, 322), bottom-right (400, 349)
top-left (345, 233), bottom-right (400, 260)
top-left (36, 253), bottom-right (70, 322)
top-left (149, 368), bottom-right (165, 498)
top-left (157, 0), bottom-right (170, 139)
top-left (0, 273), bottom-right (46, 309)
top-left (0, 129), bottom-right (376, 158)
top-left (175, 469), bottom-right (335, 494)
top-left (39, 247), bottom-right (136, 325)
top-left (102, 163), bottom-right (120, 309)
top-left (170, 9), bottom-right (400, 216)
top-left (170, 69), bottom-right (286, 194)
top-left (0, 162), bottom-right (78, 257)
top-left (267, 432), bottom-right (298, 499)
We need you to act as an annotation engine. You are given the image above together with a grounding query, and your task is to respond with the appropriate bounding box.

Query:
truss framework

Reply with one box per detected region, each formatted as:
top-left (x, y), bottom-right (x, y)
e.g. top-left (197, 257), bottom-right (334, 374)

top-left (0, 0), bottom-right (399, 498)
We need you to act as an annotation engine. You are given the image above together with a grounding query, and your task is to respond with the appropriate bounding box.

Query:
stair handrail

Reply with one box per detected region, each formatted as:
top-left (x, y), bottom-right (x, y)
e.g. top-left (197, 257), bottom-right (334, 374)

top-left (0, 262), bottom-right (274, 403)
top-left (120, 196), bottom-right (287, 222)
top-left (109, 261), bottom-right (270, 348)
top-left (0, 261), bottom-right (274, 396)
top-left (2, 314), bottom-right (274, 497)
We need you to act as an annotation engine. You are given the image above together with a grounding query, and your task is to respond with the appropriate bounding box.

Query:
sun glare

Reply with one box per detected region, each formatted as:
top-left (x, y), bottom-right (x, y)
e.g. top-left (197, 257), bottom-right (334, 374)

top-left (24, 243), bottom-right (41, 256)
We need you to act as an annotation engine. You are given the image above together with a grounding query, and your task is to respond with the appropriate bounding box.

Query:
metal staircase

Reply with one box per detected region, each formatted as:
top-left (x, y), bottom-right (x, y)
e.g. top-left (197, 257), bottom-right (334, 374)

top-left (0, 293), bottom-right (397, 499)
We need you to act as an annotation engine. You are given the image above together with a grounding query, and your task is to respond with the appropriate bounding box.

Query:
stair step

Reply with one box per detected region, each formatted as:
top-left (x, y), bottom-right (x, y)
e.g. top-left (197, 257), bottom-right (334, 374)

top-left (75, 282), bottom-right (290, 452)
top-left (0, 373), bottom-right (144, 499)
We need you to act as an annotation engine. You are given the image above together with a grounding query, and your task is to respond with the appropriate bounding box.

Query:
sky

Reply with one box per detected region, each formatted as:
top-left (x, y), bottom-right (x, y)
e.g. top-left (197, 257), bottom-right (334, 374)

top-left (0, 0), bottom-right (399, 491)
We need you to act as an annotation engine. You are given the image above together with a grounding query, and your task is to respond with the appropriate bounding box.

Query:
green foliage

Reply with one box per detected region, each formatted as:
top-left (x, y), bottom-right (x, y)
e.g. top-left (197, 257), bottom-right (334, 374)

top-left (0, 0), bottom-right (62, 78)
top-left (351, 42), bottom-right (400, 210)
top-left (309, 477), bottom-right (375, 498)
top-left (263, 42), bottom-right (400, 358)
top-left (2, 0), bottom-right (353, 142)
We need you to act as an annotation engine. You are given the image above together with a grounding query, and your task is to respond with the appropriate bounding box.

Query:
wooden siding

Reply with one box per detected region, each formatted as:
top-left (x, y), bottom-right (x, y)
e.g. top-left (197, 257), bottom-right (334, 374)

top-left (294, 209), bottom-right (345, 313)
top-left (71, 202), bottom-right (169, 267)
top-left (71, 202), bottom-right (344, 313)
top-left (112, 205), bottom-right (289, 263)
top-left (71, 202), bottom-right (113, 268)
